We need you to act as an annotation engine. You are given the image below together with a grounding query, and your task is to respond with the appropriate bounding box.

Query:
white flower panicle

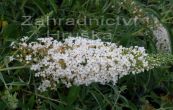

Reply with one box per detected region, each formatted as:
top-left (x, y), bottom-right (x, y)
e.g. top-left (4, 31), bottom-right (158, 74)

top-left (152, 20), bottom-right (172, 53)
top-left (11, 37), bottom-right (152, 92)
top-left (121, 0), bottom-right (172, 53)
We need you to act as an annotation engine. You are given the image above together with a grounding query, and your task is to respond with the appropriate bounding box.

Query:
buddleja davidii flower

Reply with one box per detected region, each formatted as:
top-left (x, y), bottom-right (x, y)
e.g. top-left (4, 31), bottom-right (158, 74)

top-left (120, 0), bottom-right (154, 26)
top-left (10, 36), bottom-right (33, 64)
top-left (10, 37), bottom-right (58, 64)
top-left (10, 37), bottom-right (154, 92)
top-left (120, 0), bottom-right (172, 53)
top-left (147, 54), bottom-right (173, 68)
top-left (121, 46), bottom-right (149, 73)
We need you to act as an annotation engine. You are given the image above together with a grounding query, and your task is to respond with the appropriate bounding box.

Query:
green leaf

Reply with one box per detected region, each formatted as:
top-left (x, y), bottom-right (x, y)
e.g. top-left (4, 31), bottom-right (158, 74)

top-left (67, 86), bottom-right (80, 105)
top-left (32, 0), bottom-right (48, 15)
top-left (49, 0), bottom-right (58, 13)
top-left (0, 72), bottom-right (7, 88)
top-left (27, 95), bottom-right (35, 109)
top-left (3, 23), bottom-right (20, 41)
top-left (0, 101), bottom-right (6, 110)
top-left (45, 100), bottom-right (59, 110)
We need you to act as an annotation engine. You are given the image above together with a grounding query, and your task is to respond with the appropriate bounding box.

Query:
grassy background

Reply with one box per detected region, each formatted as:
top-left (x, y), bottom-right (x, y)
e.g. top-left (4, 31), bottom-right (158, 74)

top-left (0, 0), bottom-right (173, 109)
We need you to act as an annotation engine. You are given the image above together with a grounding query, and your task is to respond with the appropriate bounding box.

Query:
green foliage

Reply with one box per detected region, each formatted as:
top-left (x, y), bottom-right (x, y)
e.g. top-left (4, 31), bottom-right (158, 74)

top-left (0, 0), bottom-right (173, 109)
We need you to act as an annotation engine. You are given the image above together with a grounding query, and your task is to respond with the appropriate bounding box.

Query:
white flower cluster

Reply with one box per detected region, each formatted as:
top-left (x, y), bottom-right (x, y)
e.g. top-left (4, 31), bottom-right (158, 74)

top-left (152, 19), bottom-right (172, 53)
top-left (11, 37), bottom-right (151, 92)
top-left (121, 0), bottom-right (172, 53)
